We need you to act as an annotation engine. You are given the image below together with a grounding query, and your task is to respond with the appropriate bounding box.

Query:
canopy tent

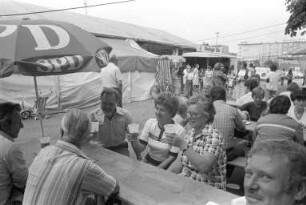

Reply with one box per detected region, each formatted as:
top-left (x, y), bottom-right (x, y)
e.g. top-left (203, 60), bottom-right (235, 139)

top-left (0, 38), bottom-right (160, 109)
top-left (100, 38), bottom-right (159, 73)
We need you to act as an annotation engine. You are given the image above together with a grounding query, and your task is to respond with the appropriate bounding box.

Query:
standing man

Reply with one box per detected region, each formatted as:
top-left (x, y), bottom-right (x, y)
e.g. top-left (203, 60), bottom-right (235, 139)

top-left (0, 102), bottom-right (28, 205)
top-left (91, 88), bottom-right (132, 156)
top-left (266, 64), bottom-right (280, 100)
top-left (23, 109), bottom-right (119, 205)
top-left (100, 55), bottom-right (123, 107)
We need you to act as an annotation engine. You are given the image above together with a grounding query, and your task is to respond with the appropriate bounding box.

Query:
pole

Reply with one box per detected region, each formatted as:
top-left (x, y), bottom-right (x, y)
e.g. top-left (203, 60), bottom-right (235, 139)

top-left (33, 76), bottom-right (45, 138)
top-left (84, 0), bottom-right (88, 15)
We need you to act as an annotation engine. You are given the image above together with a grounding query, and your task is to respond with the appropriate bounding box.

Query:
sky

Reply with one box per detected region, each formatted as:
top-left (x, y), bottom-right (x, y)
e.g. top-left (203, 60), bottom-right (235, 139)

top-left (16, 0), bottom-right (305, 53)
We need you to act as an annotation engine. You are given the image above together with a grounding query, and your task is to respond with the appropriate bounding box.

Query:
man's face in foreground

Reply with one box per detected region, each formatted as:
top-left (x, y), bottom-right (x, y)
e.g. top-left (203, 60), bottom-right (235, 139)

top-left (244, 154), bottom-right (296, 205)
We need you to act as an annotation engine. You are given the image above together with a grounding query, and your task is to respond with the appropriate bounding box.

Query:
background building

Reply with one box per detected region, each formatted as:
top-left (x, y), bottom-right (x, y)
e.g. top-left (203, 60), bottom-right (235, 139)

top-left (238, 40), bottom-right (306, 65)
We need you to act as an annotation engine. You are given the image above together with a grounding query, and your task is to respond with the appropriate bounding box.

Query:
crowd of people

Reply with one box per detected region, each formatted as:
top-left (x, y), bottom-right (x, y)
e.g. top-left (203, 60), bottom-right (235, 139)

top-left (1, 61), bottom-right (306, 205)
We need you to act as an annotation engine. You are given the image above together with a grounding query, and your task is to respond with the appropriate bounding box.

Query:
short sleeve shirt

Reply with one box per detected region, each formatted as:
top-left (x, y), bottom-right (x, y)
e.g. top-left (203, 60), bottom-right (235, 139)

top-left (139, 118), bottom-right (185, 162)
top-left (100, 62), bottom-right (123, 89)
top-left (180, 124), bottom-right (227, 190)
top-left (240, 101), bottom-right (267, 121)
top-left (266, 71), bottom-right (279, 91)
top-left (90, 107), bottom-right (132, 147)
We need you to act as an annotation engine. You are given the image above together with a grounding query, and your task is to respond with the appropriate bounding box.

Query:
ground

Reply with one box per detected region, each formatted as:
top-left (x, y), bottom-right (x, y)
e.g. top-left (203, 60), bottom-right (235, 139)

top-left (15, 79), bottom-right (303, 196)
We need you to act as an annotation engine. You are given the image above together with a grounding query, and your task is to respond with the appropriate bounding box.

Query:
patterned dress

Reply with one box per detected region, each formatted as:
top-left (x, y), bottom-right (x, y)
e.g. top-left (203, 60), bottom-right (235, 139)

top-left (180, 124), bottom-right (227, 190)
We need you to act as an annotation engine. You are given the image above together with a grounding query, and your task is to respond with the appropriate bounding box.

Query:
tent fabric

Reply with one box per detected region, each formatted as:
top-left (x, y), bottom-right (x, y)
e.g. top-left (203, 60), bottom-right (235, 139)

top-left (100, 38), bottom-right (159, 73)
top-left (0, 71), bottom-right (155, 109)
top-left (0, 0), bottom-right (196, 49)
top-left (0, 38), bottom-right (159, 109)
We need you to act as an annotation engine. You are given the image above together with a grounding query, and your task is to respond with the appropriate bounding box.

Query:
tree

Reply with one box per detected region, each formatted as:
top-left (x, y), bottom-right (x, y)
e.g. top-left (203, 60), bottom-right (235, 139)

top-left (285, 0), bottom-right (306, 37)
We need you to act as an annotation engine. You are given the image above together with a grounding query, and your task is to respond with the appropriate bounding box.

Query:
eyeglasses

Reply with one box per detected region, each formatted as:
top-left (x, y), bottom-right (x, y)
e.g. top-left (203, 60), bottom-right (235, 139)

top-left (187, 112), bottom-right (202, 119)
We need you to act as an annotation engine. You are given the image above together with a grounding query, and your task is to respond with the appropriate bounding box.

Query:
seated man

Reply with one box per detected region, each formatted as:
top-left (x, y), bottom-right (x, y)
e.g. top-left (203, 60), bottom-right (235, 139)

top-left (0, 102), bottom-right (28, 205)
top-left (91, 88), bottom-right (132, 156)
top-left (239, 86), bottom-right (267, 121)
top-left (244, 139), bottom-right (306, 205)
top-left (211, 86), bottom-right (246, 151)
top-left (23, 109), bottom-right (119, 205)
top-left (254, 95), bottom-right (304, 145)
top-left (236, 79), bottom-right (258, 106)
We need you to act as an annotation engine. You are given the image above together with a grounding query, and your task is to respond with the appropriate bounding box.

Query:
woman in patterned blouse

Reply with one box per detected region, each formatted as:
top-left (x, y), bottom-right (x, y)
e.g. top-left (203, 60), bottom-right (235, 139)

top-left (167, 95), bottom-right (227, 190)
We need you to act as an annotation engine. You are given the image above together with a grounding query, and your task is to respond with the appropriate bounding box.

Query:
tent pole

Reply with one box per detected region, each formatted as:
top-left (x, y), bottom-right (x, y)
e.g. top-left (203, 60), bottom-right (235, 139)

top-left (33, 76), bottom-right (45, 138)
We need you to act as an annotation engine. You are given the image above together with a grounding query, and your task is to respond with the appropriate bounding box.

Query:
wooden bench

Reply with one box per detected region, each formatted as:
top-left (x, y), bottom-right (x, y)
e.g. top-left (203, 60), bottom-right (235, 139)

top-left (228, 156), bottom-right (247, 168)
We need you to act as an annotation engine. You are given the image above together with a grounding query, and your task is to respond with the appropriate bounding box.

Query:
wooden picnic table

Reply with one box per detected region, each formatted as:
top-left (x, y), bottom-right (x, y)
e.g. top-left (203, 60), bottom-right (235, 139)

top-left (82, 143), bottom-right (238, 205)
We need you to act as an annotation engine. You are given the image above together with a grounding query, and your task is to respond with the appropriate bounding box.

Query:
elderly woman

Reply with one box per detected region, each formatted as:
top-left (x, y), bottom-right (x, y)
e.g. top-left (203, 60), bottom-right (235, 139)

top-left (254, 95), bottom-right (304, 145)
top-left (167, 95), bottom-right (226, 190)
top-left (130, 93), bottom-right (185, 169)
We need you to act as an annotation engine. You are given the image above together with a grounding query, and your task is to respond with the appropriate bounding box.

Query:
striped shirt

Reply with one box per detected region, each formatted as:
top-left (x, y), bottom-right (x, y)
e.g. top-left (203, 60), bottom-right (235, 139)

top-left (23, 140), bottom-right (116, 205)
top-left (0, 131), bottom-right (28, 205)
top-left (139, 118), bottom-right (185, 164)
top-left (255, 114), bottom-right (304, 145)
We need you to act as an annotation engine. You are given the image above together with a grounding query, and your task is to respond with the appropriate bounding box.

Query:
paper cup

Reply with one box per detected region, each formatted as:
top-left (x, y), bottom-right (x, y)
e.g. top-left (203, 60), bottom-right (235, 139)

top-left (164, 124), bottom-right (176, 134)
top-left (231, 197), bottom-right (246, 205)
top-left (128, 123), bottom-right (139, 134)
top-left (91, 121), bottom-right (100, 133)
top-left (40, 137), bottom-right (50, 148)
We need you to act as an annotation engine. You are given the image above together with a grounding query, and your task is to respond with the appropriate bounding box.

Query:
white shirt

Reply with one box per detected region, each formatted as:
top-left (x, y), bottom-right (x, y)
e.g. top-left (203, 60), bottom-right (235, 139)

top-left (266, 71), bottom-right (279, 91)
top-left (236, 92), bottom-right (253, 106)
top-left (100, 62), bottom-right (122, 89)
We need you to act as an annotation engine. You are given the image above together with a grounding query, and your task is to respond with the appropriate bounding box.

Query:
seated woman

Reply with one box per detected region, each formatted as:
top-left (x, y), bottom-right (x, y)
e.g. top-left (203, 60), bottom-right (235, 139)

top-left (239, 86), bottom-right (267, 121)
top-left (130, 93), bottom-right (185, 169)
top-left (254, 95), bottom-right (304, 145)
top-left (167, 95), bottom-right (226, 190)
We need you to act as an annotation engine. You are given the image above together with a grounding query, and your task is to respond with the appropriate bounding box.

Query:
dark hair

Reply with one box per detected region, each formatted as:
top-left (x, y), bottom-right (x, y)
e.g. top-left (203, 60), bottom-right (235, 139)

top-left (154, 92), bottom-right (178, 117)
top-left (213, 62), bottom-right (223, 71)
top-left (290, 89), bottom-right (306, 101)
top-left (245, 79), bottom-right (258, 91)
top-left (270, 64), bottom-right (278, 71)
top-left (269, 95), bottom-right (291, 114)
top-left (252, 86), bottom-right (265, 98)
top-left (188, 95), bottom-right (215, 124)
top-left (287, 82), bottom-right (299, 92)
top-left (211, 86), bottom-right (226, 102)
top-left (100, 87), bottom-right (120, 102)
top-left (0, 102), bottom-right (21, 128)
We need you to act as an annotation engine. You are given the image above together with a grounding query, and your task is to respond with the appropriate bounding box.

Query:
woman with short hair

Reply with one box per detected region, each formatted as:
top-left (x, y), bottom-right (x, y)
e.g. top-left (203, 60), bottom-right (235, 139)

top-left (167, 95), bottom-right (227, 190)
top-left (130, 93), bottom-right (185, 169)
